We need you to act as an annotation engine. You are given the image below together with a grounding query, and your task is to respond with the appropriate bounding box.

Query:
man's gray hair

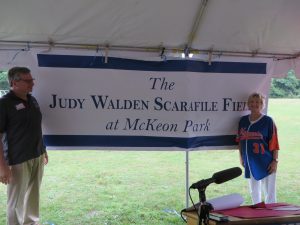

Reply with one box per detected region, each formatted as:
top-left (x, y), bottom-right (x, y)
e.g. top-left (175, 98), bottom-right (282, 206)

top-left (7, 67), bottom-right (31, 87)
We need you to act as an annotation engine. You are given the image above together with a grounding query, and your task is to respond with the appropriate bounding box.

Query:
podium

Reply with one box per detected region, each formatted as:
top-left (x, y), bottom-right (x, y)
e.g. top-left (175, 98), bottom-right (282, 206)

top-left (182, 211), bottom-right (300, 225)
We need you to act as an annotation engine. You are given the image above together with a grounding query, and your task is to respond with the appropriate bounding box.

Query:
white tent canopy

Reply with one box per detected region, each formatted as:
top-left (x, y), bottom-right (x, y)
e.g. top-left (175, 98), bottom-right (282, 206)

top-left (0, 0), bottom-right (300, 77)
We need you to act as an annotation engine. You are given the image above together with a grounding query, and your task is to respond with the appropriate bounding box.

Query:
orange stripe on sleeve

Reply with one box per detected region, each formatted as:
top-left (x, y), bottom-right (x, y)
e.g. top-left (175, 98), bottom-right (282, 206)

top-left (269, 124), bottom-right (280, 151)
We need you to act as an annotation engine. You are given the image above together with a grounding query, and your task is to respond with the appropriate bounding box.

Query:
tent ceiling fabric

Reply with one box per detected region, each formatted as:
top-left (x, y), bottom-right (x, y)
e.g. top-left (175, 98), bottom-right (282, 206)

top-left (193, 0), bottom-right (300, 55)
top-left (0, 0), bottom-right (199, 48)
top-left (1, 0), bottom-right (300, 56)
top-left (1, 0), bottom-right (300, 78)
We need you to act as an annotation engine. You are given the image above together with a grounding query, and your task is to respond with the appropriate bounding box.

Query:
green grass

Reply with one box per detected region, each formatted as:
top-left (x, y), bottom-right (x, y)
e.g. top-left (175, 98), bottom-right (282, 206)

top-left (1, 99), bottom-right (300, 225)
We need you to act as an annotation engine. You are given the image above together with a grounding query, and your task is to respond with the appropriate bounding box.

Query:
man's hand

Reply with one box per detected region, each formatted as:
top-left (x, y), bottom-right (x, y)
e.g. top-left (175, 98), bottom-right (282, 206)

top-left (0, 162), bottom-right (12, 185)
top-left (44, 152), bottom-right (49, 165)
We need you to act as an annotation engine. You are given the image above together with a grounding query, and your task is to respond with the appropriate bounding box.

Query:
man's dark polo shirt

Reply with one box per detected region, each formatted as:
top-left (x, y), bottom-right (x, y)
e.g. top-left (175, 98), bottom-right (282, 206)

top-left (0, 91), bottom-right (45, 165)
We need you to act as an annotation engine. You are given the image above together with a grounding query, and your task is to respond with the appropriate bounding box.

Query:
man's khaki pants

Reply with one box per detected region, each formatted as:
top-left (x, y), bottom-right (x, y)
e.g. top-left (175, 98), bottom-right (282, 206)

top-left (7, 154), bottom-right (45, 225)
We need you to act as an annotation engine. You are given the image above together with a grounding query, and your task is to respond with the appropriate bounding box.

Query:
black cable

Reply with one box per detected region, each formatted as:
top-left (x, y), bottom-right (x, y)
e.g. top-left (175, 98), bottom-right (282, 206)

top-left (180, 187), bottom-right (202, 223)
top-left (180, 209), bottom-right (187, 223)
top-left (189, 187), bottom-right (201, 218)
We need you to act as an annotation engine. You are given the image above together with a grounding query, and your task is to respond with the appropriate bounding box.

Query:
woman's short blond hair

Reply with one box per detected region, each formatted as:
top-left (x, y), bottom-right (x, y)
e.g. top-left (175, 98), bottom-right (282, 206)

top-left (247, 92), bottom-right (266, 109)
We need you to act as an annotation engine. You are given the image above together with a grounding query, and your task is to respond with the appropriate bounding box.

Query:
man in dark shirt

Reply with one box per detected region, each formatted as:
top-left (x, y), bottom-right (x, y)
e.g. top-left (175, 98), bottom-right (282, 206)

top-left (0, 67), bottom-right (48, 225)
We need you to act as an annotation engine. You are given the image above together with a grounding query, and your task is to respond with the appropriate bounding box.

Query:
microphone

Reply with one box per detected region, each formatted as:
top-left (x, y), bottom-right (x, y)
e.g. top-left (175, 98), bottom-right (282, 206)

top-left (190, 167), bottom-right (242, 189)
top-left (213, 167), bottom-right (242, 184)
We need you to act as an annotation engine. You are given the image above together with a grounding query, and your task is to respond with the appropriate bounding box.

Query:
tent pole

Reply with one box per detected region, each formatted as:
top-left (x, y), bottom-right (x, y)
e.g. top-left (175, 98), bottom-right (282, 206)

top-left (186, 0), bottom-right (209, 49)
top-left (185, 150), bottom-right (190, 208)
top-left (0, 40), bottom-right (295, 59)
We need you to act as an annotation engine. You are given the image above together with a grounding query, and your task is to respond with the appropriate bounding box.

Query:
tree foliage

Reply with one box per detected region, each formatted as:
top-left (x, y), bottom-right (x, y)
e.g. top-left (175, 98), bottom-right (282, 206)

top-left (270, 70), bottom-right (300, 98)
top-left (0, 70), bottom-right (9, 90)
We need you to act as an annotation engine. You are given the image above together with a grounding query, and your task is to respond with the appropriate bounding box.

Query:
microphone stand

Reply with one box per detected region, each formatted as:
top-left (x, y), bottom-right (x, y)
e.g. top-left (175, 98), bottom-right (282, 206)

top-left (197, 186), bottom-right (213, 225)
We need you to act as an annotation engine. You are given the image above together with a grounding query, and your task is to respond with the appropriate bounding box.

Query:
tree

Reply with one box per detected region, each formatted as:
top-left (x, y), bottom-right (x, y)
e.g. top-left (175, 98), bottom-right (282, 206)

top-left (0, 70), bottom-right (9, 90)
top-left (270, 70), bottom-right (300, 98)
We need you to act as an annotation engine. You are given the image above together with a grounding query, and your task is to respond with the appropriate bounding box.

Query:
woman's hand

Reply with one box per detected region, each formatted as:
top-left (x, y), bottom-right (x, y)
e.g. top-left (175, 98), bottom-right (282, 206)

top-left (268, 160), bottom-right (278, 174)
top-left (239, 157), bottom-right (244, 167)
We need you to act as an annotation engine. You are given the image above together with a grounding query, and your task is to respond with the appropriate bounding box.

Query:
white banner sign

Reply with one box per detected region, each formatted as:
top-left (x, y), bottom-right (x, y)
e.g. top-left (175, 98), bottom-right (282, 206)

top-left (34, 54), bottom-right (271, 150)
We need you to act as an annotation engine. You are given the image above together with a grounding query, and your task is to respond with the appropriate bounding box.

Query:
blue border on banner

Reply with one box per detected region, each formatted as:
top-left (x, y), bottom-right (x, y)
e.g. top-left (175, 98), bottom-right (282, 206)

top-left (37, 54), bottom-right (266, 74)
top-left (43, 135), bottom-right (236, 148)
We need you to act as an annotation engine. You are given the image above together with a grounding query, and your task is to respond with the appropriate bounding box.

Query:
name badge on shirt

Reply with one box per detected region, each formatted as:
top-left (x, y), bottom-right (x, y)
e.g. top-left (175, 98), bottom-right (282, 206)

top-left (15, 103), bottom-right (25, 110)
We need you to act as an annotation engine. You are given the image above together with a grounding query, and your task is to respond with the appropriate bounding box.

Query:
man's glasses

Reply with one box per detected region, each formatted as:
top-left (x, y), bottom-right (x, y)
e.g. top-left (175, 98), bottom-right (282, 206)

top-left (17, 78), bottom-right (35, 84)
